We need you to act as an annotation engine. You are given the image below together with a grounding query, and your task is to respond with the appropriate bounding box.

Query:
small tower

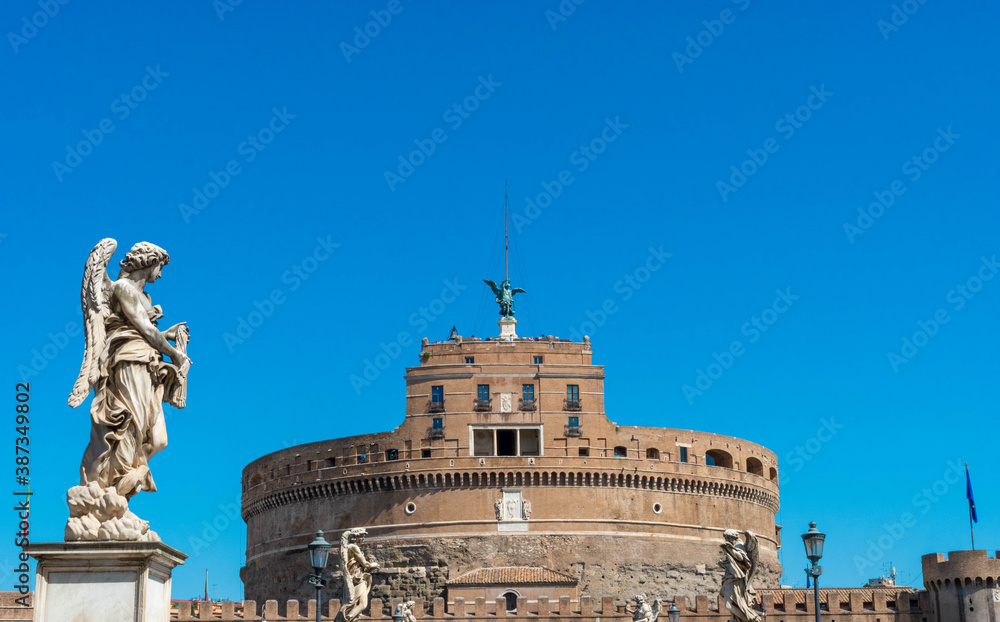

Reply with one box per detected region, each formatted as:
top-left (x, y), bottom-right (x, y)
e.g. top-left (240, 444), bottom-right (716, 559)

top-left (923, 550), bottom-right (1000, 622)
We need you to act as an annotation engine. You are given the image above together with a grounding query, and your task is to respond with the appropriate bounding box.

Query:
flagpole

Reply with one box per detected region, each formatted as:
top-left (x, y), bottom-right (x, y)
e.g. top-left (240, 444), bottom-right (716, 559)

top-left (970, 505), bottom-right (976, 550)
top-left (967, 462), bottom-right (976, 550)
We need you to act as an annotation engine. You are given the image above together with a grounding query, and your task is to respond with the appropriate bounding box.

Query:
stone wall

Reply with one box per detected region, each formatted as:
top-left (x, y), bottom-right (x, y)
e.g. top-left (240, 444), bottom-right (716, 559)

top-left (167, 589), bottom-right (928, 621)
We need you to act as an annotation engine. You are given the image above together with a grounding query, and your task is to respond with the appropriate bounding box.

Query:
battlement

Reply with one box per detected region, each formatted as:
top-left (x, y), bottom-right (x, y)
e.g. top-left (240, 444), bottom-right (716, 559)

top-left (160, 590), bottom-right (925, 621)
top-left (922, 550), bottom-right (1000, 589)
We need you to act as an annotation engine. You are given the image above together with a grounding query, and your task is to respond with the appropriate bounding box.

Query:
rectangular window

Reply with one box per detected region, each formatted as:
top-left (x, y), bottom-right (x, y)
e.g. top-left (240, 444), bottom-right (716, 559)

top-left (568, 416), bottom-right (579, 427)
top-left (465, 356), bottom-right (474, 364)
top-left (357, 454), bottom-right (367, 464)
top-left (421, 448), bottom-right (431, 458)
top-left (519, 429), bottom-right (540, 456)
top-left (566, 385), bottom-right (579, 401)
top-left (522, 384), bottom-right (534, 401)
top-left (386, 449), bottom-right (399, 461)
top-left (679, 447), bottom-right (688, 463)
top-left (578, 447), bottom-right (589, 457)
top-left (477, 384), bottom-right (490, 401)
top-left (533, 356), bottom-right (543, 364)
top-left (473, 429), bottom-right (494, 456)
top-left (432, 417), bottom-right (443, 430)
top-left (431, 385), bottom-right (444, 403)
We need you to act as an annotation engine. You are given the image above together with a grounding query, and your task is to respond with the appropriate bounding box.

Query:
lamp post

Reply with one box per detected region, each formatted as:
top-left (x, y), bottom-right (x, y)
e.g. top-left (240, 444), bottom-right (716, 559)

top-left (667, 601), bottom-right (681, 622)
top-left (308, 531), bottom-right (332, 622)
top-left (801, 522), bottom-right (826, 622)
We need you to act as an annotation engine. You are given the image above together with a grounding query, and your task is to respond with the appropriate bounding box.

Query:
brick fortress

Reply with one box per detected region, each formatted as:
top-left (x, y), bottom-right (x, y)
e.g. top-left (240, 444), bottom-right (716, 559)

top-left (240, 325), bottom-right (782, 606)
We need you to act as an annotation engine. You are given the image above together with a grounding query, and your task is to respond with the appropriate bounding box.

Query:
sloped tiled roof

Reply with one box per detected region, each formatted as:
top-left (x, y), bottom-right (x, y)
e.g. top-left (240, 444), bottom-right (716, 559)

top-left (760, 587), bottom-right (918, 606)
top-left (447, 567), bottom-right (578, 586)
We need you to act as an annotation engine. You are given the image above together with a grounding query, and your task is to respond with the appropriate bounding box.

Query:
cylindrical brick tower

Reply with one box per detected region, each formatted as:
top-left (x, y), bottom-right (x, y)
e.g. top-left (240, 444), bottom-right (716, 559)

top-left (241, 335), bottom-right (781, 606)
top-left (922, 550), bottom-right (1000, 622)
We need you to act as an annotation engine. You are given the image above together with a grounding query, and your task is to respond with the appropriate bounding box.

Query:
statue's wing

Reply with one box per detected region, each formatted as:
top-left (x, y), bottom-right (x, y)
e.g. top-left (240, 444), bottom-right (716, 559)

top-left (511, 288), bottom-right (526, 295)
top-left (483, 279), bottom-right (500, 295)
top-left (650, 599), bottom-right (661, 622)
top-left (744, 530), bottom-right (759, 589)
top-left (68, 238), bottom-right (116, 408)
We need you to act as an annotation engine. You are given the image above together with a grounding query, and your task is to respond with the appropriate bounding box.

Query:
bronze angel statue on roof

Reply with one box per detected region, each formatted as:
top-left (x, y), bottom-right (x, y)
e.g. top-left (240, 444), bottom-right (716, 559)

top-left (65, 239), bottom-right (191, 541)
top-left (719, 529), bottom-right (761, 622)
top-left (483, 278), bottom-right (525, 318)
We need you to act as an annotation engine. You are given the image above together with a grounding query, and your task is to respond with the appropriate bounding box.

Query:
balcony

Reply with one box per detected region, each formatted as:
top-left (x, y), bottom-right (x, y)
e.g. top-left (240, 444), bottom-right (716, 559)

top-left (427, 400), bottom-right (445, 413)
top-left (518, 398), bottom-right (536, 411)
top-left (564, 399), bottom-right (582, 412)
top-left (565, 425), bottom-right (582, 437)
top-left (428, 427), bottom-right (445, 439)
top-left (473, 399), bottom-right (492, 412)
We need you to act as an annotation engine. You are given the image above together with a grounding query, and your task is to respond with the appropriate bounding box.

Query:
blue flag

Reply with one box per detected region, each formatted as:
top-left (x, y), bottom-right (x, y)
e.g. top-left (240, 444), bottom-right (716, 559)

top-left (967, 464), bottom-right (978, 523)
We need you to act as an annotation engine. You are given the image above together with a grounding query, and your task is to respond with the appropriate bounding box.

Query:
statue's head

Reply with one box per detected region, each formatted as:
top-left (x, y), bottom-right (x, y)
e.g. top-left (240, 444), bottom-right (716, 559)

top-left (406, 601), bottom-right (415, 607)
top-left (502, 279), bottom-right (510, 289)
top-left (723, 528), bottom-right (740, 543)
top-left (349, 527), bottom-right (367, 542)
top-left (635, 594), bottom-right (646, 604)
top-left (120, 242), bottom-right (170, 281)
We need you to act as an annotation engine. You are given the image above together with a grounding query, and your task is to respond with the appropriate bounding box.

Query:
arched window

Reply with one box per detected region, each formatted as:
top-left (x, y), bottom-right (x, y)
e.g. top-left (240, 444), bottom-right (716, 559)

top-left (614, 446), bottom-right (628, 457)
top-left (705, 450), bottom-right (733, 468)
top-left (746, 458), bottom-right (763, 476)
top-left (769, 467), bottom-right (778, 482)
top-left (501, 591), bottom-right (520, 611)
top-left (646, 448), bottom-right (660, 460)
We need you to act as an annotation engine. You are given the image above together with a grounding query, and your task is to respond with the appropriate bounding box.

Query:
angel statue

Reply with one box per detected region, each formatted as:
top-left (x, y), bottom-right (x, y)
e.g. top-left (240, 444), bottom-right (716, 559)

top-left (625, 594), bottom-right (662, 622)
top-left (719, 529), bottom-right (761, 622)
top-left (339, 527), bottom-right (380, 622)
top-left (483, 278), bottom-right (525, 318)
top-left (65, 239), bottom-right (192, 542)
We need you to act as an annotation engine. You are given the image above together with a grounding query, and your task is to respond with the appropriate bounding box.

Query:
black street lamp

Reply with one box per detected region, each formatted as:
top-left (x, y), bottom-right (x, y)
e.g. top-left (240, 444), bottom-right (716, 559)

top-left (667, 601), bottom-right (681, 622)
top-left (801, 522), bottom-right (826, 622)
top-left (308, 531), bottom-right (332, 622)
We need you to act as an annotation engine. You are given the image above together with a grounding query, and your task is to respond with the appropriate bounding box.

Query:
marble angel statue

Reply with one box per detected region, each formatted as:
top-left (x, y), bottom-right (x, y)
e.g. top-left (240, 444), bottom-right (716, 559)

top-left (339, 527), bottom-right (380, 622)
top-left (719, 529), bottom-right (761, 622)
top-left (65, 239), bottom-right (191, 541)
top-left (626, 594), bottom-right (662, 622)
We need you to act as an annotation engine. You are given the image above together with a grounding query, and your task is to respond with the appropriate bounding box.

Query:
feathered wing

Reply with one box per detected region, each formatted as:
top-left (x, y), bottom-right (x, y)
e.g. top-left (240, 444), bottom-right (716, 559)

top-left (483, 279), bottom-right (501, 296)
top-left (650, 599), bottom-right (662, 622)
top-left (68, 238), bottom-right (117, 407)
top-left (744, 530), bottom-right (759, 591)
top-left (511, 287), bottom-right (526, 295)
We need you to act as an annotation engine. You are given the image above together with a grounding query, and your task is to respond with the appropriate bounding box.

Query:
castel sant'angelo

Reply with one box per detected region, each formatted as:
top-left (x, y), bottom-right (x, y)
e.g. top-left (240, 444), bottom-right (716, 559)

top-left (240, 276), bottom-right (782, 606)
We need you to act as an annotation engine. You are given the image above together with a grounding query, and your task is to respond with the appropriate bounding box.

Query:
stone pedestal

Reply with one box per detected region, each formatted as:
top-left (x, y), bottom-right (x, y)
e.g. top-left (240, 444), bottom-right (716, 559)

top-left (25, 541), bottom-right (186, 622)
top-left (499, 317), bottom-right (517, 340)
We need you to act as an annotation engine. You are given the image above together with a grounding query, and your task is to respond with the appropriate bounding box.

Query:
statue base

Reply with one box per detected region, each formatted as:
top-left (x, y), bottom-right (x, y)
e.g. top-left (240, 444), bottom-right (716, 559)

top-left (25, 541), bottom-right (186, 622)
top-left (499, 317), bottom-right (517, 340)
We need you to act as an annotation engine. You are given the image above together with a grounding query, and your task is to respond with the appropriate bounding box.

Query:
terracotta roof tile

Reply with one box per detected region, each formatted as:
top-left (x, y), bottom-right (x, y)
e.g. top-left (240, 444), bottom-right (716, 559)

top-left (447, 567), bottom-right (578, 586)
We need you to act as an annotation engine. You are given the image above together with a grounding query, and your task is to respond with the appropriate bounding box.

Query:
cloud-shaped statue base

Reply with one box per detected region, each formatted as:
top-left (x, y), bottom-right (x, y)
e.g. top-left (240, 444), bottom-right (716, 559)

top-left (65, 482), bottom-right (160, 543)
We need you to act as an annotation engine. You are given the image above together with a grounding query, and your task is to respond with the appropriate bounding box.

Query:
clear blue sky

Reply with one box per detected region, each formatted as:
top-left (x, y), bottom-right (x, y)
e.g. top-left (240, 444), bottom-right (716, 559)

top-left (2, 0), bottom-right (998, 602)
